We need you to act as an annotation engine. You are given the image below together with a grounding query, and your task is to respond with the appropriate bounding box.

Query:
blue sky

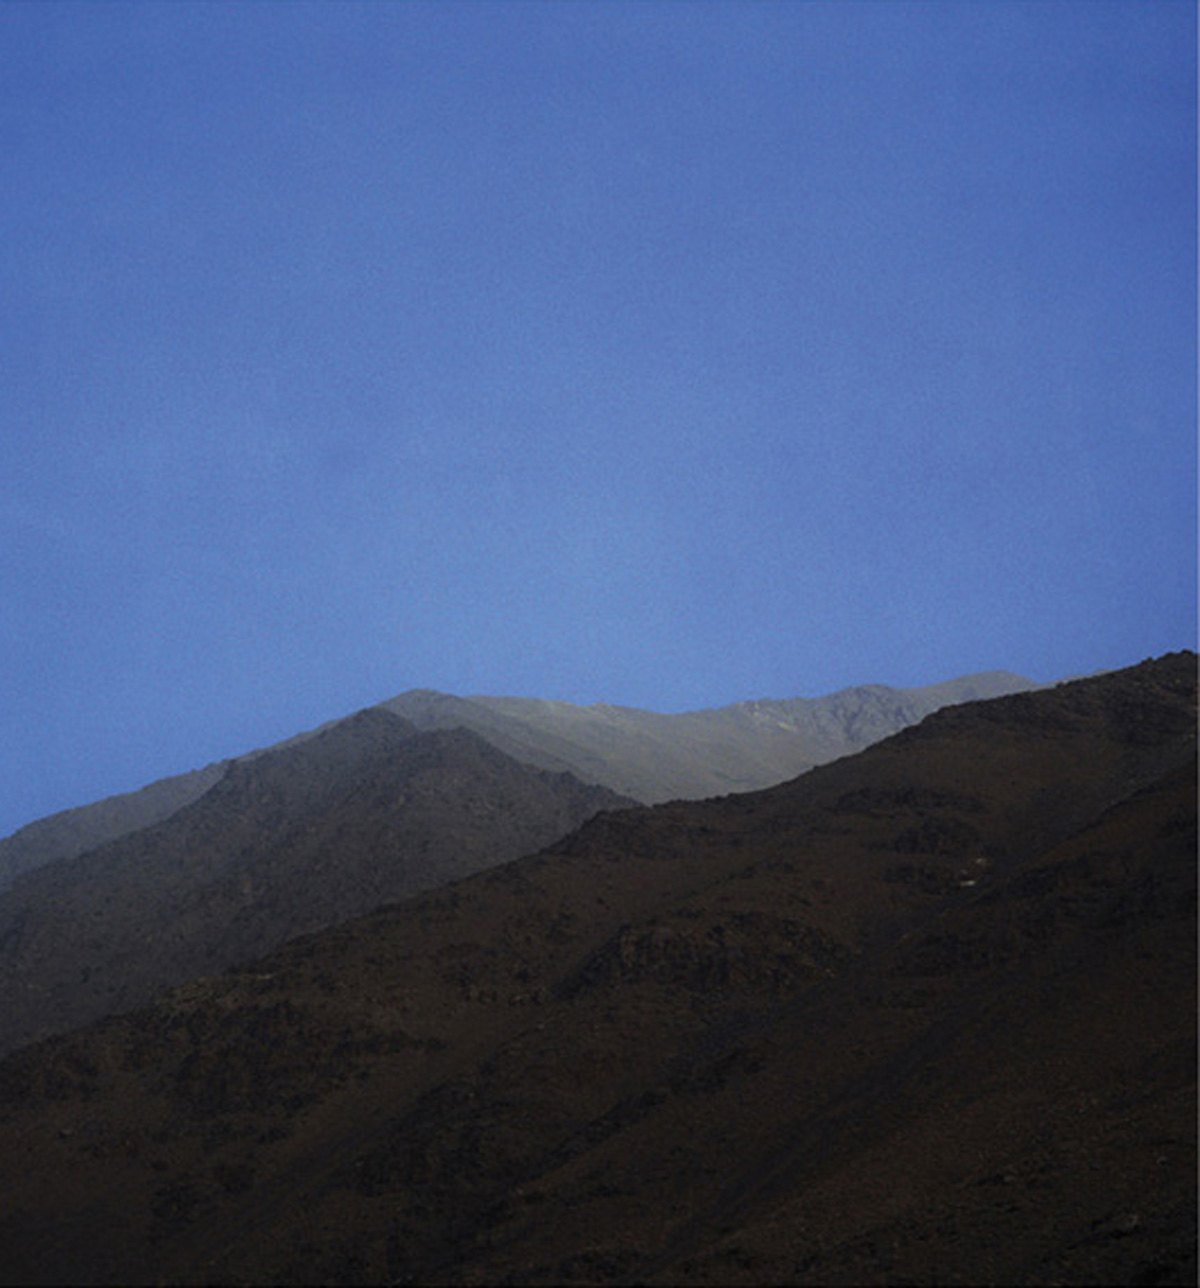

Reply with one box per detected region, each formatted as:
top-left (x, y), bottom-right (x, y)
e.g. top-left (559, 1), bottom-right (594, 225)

top-left (1, 0), bottom-right (1195, 836)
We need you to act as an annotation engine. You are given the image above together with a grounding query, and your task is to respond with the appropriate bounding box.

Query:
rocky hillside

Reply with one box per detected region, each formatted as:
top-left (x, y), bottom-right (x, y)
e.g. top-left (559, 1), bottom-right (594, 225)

top-left (0, 653), bottom-right (1190, 1286)
top-left (0, 708), bottom-right (633, 1057)
top-left (386, 669), bottom-right (1037, 802)
top-left (0, 762), bottom-right (227, 892)
top-left (0, 670), bottom-right (1036, 890)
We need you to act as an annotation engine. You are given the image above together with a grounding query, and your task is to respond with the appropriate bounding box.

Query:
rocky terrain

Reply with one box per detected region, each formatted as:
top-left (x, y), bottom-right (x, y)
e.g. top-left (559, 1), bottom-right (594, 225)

top-left (0, 709), bottom-right (632, 1057)
top-left (0, 669), bottom-right (1036, 889)
top-left (0, 652), bottom-right (1191, 1286)
top-left (0, 762), bottom-right (227, 893)
top-left (385, 670), bottom-right (1039, 802)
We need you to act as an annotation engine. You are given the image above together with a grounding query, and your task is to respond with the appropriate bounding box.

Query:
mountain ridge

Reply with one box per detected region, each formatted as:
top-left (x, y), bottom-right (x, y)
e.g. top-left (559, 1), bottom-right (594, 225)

top-left (383, 668), bottom-right (1040, 803)
top-left (0, 709), bottom-right (634, 1058)
top-left (0, 652), bottom-right (1190, 1286)
top-left (0, 668), bottom-right (1039, 890)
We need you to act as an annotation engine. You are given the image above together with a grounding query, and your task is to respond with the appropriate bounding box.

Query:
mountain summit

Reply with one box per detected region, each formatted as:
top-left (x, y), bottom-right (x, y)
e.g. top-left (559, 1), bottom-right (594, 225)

top-left (0, 670), bottom-right (1036, 890)
top-left (0, 653), bottom-right (1191, 1286)
top-left (384, 670), bottom-right (1037, 802)
top-left (0, 709), bottom-right (633, 1057)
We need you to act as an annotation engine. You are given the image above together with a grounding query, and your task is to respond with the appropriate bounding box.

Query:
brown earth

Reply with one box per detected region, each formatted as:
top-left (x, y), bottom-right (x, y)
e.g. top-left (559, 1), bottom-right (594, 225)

top-left (0, 709), bottom-right (633, 1057)
top-left (0, 668), bottom-right (1037, 892)
top-left (0, 652), bottom-right (1192, 1286)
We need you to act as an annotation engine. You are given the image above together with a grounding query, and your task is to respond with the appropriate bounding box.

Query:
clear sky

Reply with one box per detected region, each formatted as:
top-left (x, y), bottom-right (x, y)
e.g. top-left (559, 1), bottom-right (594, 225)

top-left (1, 0), bottom-right (1195, 837)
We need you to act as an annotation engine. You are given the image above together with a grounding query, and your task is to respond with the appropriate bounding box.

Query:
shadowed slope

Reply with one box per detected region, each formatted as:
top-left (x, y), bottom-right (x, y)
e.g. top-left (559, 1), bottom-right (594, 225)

top-left (0, 671), bottom-right (1035, 889)
top-left (0, 708), bottom-right (632, 1057)
top-left (0, 654), bottom-right (1191, 1287)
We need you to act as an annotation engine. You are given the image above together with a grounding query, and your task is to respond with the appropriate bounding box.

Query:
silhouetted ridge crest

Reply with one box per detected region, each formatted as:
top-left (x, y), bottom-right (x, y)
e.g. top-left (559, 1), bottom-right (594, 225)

top-left (199, 707), bottom-right (420, 808)
top-left (0, 710), bottom-right (633, 1056)
top-left (891, 651), bottom-right (1196, 744)
top-left (1, 667), bottom-right (1041, 890)
top-left (0, 653), bottom-right (1192, 1285)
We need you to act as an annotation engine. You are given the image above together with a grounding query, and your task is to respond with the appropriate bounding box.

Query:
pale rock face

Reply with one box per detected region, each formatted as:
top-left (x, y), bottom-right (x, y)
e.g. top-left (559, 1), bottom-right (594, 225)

top-left (0, 670), bottom-right (1041, 886)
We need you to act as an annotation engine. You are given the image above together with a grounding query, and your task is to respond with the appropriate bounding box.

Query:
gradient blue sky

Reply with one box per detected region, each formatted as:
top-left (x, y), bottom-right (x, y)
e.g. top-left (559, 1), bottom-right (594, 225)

top-left (2, 0), bottom-right (1195, 836)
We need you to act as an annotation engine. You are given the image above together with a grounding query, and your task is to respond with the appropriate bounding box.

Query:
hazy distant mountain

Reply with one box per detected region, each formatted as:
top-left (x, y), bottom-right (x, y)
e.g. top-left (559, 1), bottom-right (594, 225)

top-left (0, 762), bottom-right (228, 892)
top-left (0, 670), bottom-right (1036, 892)
top-left (0, 707), bottom-right (632, 1058)
top-left (385, 670), bottom-right (1038, 803)
top-left (0, 653), bottom-right (1190, 1287)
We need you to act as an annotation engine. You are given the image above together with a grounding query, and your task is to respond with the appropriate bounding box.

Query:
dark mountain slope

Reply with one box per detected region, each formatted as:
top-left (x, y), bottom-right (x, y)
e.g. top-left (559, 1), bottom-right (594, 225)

top-left (0, 708), bottom-right (632, 1057)
top-left (0, 653), bottom-right (1191, 1287)
top-left (0, 670), bottom-right (1034, 889)
top-left (0, 717), bottom-right (356, 895)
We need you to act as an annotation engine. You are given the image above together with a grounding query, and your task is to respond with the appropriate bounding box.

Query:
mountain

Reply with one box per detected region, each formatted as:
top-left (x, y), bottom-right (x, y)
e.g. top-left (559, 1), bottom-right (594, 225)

top-left (384, 670), bottom-right (1038, 803)
top-left (0, 652), bottom-right (1191, 1287)
top-left (0, 708), bottom-right (633, 1058)
top-left (0, 762), bottom-right (228, 892)
top-left (0, 670), bottom-right (1036, 891)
